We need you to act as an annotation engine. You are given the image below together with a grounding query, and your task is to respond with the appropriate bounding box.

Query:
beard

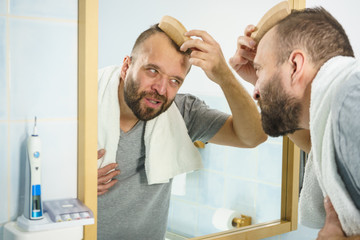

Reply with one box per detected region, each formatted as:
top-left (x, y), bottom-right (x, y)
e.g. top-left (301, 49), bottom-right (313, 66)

top-left (123, 75), bottom-right (173, 121)
top-left (258, 72), bottom-right (302, 137)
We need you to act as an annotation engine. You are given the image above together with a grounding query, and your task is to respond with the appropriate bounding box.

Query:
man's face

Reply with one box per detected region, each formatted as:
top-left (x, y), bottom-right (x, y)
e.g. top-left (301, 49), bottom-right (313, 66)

top-left (257, 71), bottom-right (302, 137)
top-left (123, 33), bottom-right (190, 121)
top-left (254, 28), bottom-right (302, 137)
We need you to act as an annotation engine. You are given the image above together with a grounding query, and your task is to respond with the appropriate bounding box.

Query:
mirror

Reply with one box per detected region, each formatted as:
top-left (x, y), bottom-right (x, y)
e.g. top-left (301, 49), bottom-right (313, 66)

top-left (93, 0), bottom-right (301, 239)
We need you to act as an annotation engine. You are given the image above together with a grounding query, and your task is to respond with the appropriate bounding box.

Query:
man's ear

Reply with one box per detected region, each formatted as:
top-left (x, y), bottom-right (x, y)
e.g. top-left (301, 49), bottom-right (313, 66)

top-left (288, 50), bottom-right (306, 88)
top-left (120, 56), bottom-right (131, 80)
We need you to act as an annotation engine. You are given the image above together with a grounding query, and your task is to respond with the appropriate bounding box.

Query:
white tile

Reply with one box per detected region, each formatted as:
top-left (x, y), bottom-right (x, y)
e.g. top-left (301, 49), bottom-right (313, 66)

top-left (9, 120), bottom-right (77, 220)
top-left (0, 123), bottom-right (8, 223)
top-left (257, 142), bottom-right (283, 185)
top-left (0, 0), bottom-right (6, 14)
top-left (0, 17), bottom-right (6, 120)
top-left (9, 18), bottom-right (77, 120)
top-left (9, 0), bottom-right (77, 20)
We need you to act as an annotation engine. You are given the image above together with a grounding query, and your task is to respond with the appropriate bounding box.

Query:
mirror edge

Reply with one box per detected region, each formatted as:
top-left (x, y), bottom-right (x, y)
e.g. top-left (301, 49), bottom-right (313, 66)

top-left (78, 0), bottom-right (99, 239)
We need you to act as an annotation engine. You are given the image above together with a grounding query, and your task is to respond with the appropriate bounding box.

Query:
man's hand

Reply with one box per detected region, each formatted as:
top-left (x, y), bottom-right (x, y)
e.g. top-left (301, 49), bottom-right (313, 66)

top-left (180, 29), bottom-right (233, 86)
top-left (317, 196), bottom-right (346, 240)
top-left (97, 149), bottom-right (120, 196)
top-left (228, 25), bottom-right (258, 86)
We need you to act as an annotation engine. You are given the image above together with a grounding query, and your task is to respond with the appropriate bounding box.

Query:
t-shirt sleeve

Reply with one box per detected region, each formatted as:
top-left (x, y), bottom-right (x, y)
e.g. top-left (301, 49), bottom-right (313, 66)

top-left (174, 93), bottom-right (230, 143)
top-left (332, 72), bottom-right (360, 209)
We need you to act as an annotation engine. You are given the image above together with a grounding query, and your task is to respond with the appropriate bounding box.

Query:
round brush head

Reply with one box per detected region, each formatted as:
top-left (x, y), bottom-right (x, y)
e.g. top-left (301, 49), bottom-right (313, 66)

top-left (251, 1), bottom-right (291, 43)
top-left (158, 15), bottom-right (191, 47)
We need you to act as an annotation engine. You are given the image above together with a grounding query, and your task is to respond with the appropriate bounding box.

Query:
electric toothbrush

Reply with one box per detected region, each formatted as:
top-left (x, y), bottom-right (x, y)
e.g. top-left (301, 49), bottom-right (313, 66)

top-left (24, 116), bottom-right (44, 220)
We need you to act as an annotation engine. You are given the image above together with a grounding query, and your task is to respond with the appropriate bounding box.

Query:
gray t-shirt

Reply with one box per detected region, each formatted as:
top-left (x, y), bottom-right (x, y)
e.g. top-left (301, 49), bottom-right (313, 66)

top-left (97, 93), bottom-right (229, 240)
top-left (332, 72), bottom-right (360, 210)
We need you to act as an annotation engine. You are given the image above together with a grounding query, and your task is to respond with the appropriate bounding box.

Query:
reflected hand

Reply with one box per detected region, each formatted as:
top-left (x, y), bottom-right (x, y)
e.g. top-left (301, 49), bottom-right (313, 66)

top-left (229, 25), bottom-right (258, 86)
top-left (317, 196), bottom-right (346, 240)
top-left (97, 149), bottom-right (120, 196)
top-left (180, 29), bottom-right (233, 86)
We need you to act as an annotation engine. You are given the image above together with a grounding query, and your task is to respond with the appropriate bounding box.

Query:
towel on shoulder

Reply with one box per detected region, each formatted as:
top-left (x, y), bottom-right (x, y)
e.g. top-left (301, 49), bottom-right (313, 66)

top-left (97, 65), bottom-right (203, 185)
top-left (299, 56), bottom-right (360, 236)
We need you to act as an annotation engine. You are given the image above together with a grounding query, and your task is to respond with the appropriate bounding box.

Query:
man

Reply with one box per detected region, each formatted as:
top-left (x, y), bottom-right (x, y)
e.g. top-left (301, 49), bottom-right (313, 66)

top-left (229, 7), bottom-right (360, 240)
top-left (96, 24), bottom-right (267, 240)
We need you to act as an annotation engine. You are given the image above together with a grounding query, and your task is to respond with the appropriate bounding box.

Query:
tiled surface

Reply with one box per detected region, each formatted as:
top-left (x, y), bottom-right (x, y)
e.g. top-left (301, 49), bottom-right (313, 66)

top-left (198, 171), bottom-right (225, 208)
top-left (0, 0), bottom-right (6, 14)
top-left (256, 183), bottom-right (281, 224)
top-left (9, 18), bottom-right (77, 120)
top-left (257, 142), bottom-right (283, 185)
top-left (0, 16), bottom-right (6, 120)
top-left (226, 147), bottom-right (258, 180)
top-left (9, 0), bottom-right (77, 19)
top-left (169, 201), bottom-right (198, 238)
top-left (281, 223), bottom-right (319, 240)
top-left (200, 144), bottom-right (226, 172)
top-left (196, 206), bottom-right (218, 236)
top-left (0, 123), bottom-right (8, 223)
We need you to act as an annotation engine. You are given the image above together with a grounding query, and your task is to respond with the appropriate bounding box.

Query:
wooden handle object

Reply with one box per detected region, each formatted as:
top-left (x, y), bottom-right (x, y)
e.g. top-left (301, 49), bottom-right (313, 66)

top-left (158, 15), bottom-right (191, 47)
top-left (251, 1), bottom-right (291, 43)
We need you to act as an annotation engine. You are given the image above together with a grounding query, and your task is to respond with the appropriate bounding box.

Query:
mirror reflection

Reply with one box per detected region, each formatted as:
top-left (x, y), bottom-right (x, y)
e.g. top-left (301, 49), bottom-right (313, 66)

top-left (98, 0), bottom-right (284, 239)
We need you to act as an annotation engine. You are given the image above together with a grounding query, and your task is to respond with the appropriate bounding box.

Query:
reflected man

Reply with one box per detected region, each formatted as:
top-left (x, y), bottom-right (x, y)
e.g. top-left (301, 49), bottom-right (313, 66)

top-left (97, 23), bottom-right (267, 240)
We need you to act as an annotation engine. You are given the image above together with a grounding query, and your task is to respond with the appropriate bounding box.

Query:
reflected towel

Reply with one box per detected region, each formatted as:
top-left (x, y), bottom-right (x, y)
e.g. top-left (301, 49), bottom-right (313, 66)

top-left (299, 56), bottom-right (360, 235)
top-left (97, 65), bottom-right (203, 185)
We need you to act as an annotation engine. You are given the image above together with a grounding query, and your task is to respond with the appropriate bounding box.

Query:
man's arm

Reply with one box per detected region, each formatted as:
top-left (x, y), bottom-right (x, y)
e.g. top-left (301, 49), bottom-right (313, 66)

top-left (180, 29), bottom-right (267, 148)
top-left (317, 197), bottom-right (360, 240)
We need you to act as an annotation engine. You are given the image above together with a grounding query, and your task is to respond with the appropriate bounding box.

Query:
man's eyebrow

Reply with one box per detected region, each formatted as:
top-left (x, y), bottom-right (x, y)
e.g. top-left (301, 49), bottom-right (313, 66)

top-left (145, 63), bottom-right (185, 82)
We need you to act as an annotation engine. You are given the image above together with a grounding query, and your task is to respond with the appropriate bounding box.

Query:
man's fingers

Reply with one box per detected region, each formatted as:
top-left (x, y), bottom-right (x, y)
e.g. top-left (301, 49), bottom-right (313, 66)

top-left (324, 196), bottom-right (340, 221)
top-left (244, 24), bottom-right (256, 37)
top-left (98, 149), bottom-right (106, 159)
top-left (98, 163), bottom-right (118, 177)
top-left (237, 35), bottom-right (257, 50)
top-left (98, 169), bottom-right (120, 183)
top-left (98, 179), bottom-right (118, 195)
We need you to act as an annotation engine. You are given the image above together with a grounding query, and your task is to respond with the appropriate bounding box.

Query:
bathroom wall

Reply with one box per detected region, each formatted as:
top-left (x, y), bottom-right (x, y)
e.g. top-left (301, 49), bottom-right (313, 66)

top-left (0, 0), bottom-right (78, 236)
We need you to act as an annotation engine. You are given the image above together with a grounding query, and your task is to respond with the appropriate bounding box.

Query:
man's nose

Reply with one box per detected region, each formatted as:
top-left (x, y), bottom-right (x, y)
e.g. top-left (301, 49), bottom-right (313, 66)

top-left (253, 88), bottom-right (260, 100)
top-left (152, 76), bottom-right (167, 96)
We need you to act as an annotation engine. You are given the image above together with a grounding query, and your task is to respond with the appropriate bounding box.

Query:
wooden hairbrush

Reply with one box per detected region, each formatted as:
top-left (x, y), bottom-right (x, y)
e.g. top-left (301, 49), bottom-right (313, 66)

top-left (251, 1), bottom-right (291, 43)
top-left (158, 15), bottom-right (191, 47)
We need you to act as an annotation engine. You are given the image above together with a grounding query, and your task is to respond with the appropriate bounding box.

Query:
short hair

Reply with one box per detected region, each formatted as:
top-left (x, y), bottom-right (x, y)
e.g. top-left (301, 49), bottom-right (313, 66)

top-left (130, 24), bottom-right (190, 61)
top-left (273, 7), bottom-right (354, 69)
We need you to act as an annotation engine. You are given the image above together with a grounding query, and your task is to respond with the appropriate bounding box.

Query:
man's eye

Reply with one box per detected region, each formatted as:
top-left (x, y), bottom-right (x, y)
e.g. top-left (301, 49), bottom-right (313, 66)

top-left (148, 68), bottom-right (158, 74)
top-left (170, 79), bottom-right (180, 85)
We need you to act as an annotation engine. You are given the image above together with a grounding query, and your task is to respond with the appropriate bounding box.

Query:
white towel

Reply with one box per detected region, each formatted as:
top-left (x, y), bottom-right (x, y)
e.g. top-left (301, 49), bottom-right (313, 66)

top-left (97, 65), bottom-right (203, 185)
top-left (299, 56), bottom-right (360, 236)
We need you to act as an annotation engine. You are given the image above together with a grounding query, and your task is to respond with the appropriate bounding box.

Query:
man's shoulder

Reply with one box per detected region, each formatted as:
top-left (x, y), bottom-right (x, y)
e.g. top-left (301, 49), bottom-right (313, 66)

top-left (332, 71), bottom-right (360, 114)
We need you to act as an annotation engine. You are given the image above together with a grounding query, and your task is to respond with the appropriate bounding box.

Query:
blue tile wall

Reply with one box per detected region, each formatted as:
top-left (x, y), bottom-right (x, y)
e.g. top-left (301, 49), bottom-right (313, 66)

top-left (169, 201), bottom-right (198, 238)
top-left (0, 0), bottom-right (6, 14)
top-left (198, 171), bottom-right (225, 208)
top-left (200, 144), bottom-right (226, 172)
top-left (196, 206), bottom-right (219, 237)
top-left (0, 123), bottom-right (8, 223)
top-left (9, 18), bottom-right (77, 120)
top-left (9, 0), bottom-right (77, 20)
top-left (226, 147), bottom-right (258, 180)
top-left (225, 177), bottom-right (257, 219)
top-left (256, 183), bottom-right (281, 224)
top-left (257, 142), bottom-right (283, 185)
top-left (0, 16), bottom-right (6, 120)
top-left (281, 223), bottom-right (319, 240)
